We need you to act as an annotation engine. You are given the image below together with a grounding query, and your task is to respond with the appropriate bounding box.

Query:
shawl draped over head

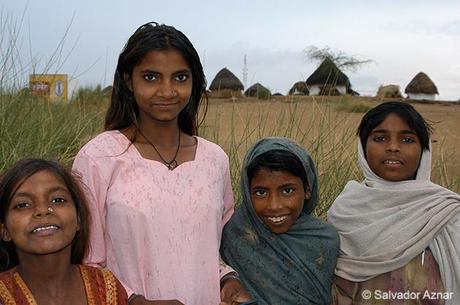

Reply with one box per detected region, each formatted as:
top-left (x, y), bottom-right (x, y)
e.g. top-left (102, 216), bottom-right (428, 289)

top-left (327, 140), bottom-right (460, 305)
top-left (221, 137), bottom-right (339, 305)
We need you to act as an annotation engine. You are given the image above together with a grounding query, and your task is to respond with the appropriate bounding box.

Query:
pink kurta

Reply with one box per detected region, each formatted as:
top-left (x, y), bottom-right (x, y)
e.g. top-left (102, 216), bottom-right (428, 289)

top-left (73, 130), bottom-right (234, 305)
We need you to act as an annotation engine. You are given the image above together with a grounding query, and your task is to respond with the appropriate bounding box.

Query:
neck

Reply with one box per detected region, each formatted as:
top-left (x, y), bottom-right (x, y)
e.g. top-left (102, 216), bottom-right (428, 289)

top-left (136, 118), bottom-right (182, 147)
top-left (16, 251), bottom-right (77, 295)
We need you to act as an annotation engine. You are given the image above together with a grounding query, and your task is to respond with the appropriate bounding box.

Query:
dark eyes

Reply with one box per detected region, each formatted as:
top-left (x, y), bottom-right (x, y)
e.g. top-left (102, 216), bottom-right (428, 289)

top-left (373, 136), bottom-right (385, 142)
top-left (14, 202), bottom-right (30, 209)
top-left (401, 137), bottom-right (415, 143)
top-left (254, 189), bottom-right (267, 197)
top-left (143, 74), bottom-right (189, 82)
top-left (143, 74), bottom-right (157, 81)
top-left (12, 197), bottom-right (66, 210)
top-left (372, 136), bottom-right (416, 143)
top-left (175, 74), bottom-right (188, 82)
top-left (253, 187), bottom-right (295, 197)
top-left (51, 197), bottom-right (66, 204)
top-left (282, 187), bottom-right (295, 194)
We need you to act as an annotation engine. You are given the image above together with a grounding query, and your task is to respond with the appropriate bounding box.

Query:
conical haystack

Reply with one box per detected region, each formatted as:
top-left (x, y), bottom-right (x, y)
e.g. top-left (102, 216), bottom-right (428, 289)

top-left (288, 81), bottom-right (309, 95)
top-left (404, 72), bottom-right (438, 101)
top-left (405, 72), bottom-right (438, 94)
top-left (244, 83), bottom-right (271, 99)
top-left (209, 68), bottom-right (244, 98)
top-left (377, 84), bottom-right (402, 98)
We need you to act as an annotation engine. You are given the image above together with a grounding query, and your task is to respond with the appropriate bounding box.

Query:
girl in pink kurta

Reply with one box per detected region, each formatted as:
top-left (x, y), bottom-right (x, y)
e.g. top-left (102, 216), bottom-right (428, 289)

top-left (73, 22), bottom-right (251, 305)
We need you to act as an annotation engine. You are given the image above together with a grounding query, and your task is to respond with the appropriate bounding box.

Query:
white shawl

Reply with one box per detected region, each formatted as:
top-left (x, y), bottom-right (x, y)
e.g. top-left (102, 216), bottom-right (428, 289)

top-left (327, 141), bottom-right (460, 304)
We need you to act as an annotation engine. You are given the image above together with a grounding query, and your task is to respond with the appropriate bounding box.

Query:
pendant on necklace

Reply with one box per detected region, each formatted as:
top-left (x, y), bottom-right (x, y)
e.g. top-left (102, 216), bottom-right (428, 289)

top-left (166, 159), bottom-right (178, 171)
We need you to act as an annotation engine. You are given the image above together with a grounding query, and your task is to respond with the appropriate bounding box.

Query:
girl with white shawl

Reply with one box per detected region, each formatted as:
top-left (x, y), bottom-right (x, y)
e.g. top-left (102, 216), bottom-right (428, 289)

top-left (328, 101), bottom-right (460, 305)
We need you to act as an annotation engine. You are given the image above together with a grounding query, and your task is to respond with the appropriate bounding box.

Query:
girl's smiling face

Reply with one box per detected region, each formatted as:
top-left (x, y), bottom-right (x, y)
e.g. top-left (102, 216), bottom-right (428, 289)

top-left (1, 170), bottom-right (79, 259)
top-left (365, 113), bottom-right (422, 181)
top-left (126, 48), bottom-right (193, 126)
top-left (250, 168), bottom-right (310, 234)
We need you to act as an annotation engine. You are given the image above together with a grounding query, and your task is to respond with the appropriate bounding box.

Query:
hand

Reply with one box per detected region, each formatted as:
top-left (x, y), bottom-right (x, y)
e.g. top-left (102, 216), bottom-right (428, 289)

top-left (220, 278), bottom-right (253, 305)
top-left (129, 295), bottom-right (184, 305)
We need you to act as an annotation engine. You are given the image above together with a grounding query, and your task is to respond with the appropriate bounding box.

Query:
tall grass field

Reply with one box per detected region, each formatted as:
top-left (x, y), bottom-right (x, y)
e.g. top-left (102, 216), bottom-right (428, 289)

top-left (1, 92), bottom-right (459, 219)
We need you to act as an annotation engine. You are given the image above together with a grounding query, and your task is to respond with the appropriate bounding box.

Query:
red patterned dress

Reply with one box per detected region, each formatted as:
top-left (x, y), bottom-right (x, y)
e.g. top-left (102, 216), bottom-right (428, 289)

top-left (0, 265), bottom-right (128, 305)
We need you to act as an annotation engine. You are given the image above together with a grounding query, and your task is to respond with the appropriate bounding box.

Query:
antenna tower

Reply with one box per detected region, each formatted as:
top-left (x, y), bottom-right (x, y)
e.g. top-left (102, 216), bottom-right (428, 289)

top-left (243, 54), bottom-right (248, 88)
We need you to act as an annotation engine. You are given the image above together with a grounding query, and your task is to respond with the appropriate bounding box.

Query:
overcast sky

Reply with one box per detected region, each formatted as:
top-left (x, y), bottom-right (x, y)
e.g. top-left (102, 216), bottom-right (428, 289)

top-left (2, 0), bottom-right (459, 100)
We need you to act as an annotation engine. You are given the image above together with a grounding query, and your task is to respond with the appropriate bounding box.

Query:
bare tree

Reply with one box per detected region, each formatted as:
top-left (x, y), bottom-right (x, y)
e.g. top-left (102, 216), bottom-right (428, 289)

top-left (305, 45), bottom-right (373, 72)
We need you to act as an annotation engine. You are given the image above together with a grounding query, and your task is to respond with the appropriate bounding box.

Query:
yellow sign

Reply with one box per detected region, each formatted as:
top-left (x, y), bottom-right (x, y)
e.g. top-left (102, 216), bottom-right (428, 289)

top-left (29, 74), bottom-right (68, 102)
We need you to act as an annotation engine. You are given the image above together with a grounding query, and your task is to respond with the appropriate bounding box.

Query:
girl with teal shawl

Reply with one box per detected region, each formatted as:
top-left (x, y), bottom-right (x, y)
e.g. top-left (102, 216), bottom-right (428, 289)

top-left (221, 137), bottom-right (339, 305)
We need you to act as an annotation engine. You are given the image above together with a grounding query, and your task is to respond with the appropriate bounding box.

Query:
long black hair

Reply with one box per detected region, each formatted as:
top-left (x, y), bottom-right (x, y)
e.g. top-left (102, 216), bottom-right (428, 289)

top-left (105, 22), bottom-right (207, 136)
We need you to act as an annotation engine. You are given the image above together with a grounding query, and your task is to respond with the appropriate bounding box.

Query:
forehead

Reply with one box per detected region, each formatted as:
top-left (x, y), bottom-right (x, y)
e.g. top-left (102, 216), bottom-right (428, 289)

top-left (371, 113), bottom-right (413, 132)
top-left (136, 48), bottom-right (190, 69)
top-left (250, 168), bottom-right (303, 185)
top-left (15, 170), bottom-right (67, 191)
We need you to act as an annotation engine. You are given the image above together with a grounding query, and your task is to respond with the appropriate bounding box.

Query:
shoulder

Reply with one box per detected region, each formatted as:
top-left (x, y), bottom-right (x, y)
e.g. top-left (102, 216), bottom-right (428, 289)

top-left (76, 130), bottom-right (130, 159)
top-left (79, 265), bottom-right (123, 291)
top-left (0, 268), bottom-right (17, 302)
top-left (222, 207), bottom-right (252, 247)
top-left (0, 268), bottom-right (15, 284)
top-left (447, 210), bottom-right (460, 228)
top-left (196, 136), bottom-right (228, 160)
top-left (223, 205), bottom-right (247, 231)
top-left (327, 181), bottom-right (363, 215)
top-left (78, 265), bottom-right (127, 304)
top-left (313, 215), bottom-right (339, 233)
top-left (307, 215), bottom-right (340, 246)
top-left (79, 263), bottom-right (102, 274)
top-left (79, 264), bottom-right (117, 279)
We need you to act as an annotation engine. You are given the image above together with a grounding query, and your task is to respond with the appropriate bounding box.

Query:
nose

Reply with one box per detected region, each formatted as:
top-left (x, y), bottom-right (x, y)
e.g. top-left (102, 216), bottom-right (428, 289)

top-left (157, 80), bottom-right (178, 98)
top-left (266, 193), bottom-right (283, 212)
top-left (386, 138), bottom-right (400, 152)
top-left (34, 203), bottom-right (53, 217)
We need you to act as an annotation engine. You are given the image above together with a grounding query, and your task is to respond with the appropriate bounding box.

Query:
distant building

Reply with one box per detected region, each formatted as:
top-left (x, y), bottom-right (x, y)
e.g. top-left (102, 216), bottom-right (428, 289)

top-left (209, 68), bottom-right (244, 98)
top-left (29, 74), bottom-right (68, 102)
top-left (289, 81), bottom-right (309, 95)
top-left (405, 72), bottom-right (438, 101)
top-left (306, 58), bottom-right (356, 96)
top-left (244, 83), bottom-right (271, 99)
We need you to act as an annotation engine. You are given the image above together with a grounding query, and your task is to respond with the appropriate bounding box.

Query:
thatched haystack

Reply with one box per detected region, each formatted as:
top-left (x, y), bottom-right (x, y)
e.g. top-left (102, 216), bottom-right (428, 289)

top-left (288, 81), bottom-right (309, 95)
top-left (306, 57), bottom-right (354, 96)
top-left (244, 83), bottom-right (271, 99)
top-left (405, 72), bottom-right (438, 100)
top-left (209, 68), bottom-right (244, 98)
top-left (377, 84), bottom-right (402, 98)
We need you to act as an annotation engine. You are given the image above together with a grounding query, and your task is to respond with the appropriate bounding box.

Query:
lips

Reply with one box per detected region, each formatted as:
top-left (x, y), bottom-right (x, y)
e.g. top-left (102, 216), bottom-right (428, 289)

top-left (383, 158), bottom-right (404, 165)
top-left (31, 224), bottom-right (60, 234)
top-left (152, 101), bottom-right (179, 107)
top-left (264, 215), bottom-right (288, 224)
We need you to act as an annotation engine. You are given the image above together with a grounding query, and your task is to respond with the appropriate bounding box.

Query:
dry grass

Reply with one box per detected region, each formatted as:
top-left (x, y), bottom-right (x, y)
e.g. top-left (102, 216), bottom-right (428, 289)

top-left (199, 96), bottom-right (460, 216)
top-left (1, 93), bottom-right (458, 218)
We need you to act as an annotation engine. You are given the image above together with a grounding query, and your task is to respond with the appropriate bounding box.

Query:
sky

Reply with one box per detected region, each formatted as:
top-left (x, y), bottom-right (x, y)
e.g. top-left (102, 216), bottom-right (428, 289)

top-left (1, 0), bottom-right (460, 101)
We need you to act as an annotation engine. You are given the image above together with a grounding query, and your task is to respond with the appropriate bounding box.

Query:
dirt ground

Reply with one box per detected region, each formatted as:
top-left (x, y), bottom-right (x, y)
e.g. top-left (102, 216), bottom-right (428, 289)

top-left (202, 96), bottom-right (460, 188)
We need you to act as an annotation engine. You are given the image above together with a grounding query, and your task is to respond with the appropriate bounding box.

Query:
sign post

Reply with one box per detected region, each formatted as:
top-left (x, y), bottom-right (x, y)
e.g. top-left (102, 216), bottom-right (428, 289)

top-left (29, 74), bottom-right (68, 102)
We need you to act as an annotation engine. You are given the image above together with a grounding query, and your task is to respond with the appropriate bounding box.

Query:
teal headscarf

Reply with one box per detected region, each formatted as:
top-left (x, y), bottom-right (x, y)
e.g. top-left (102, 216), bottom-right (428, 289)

top-left (221, 137), bottom-right (339, 305)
